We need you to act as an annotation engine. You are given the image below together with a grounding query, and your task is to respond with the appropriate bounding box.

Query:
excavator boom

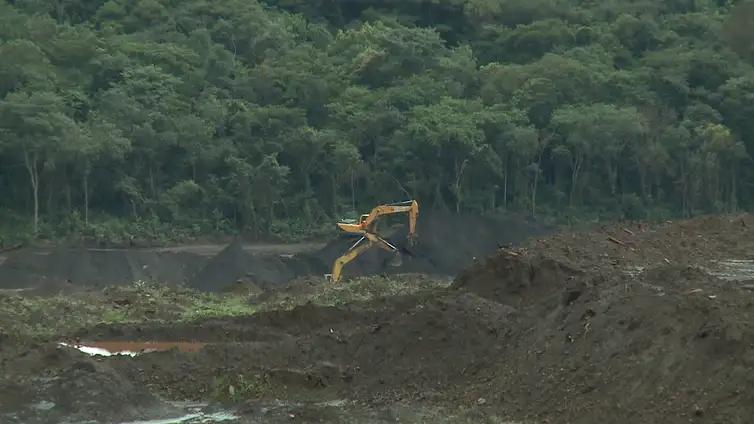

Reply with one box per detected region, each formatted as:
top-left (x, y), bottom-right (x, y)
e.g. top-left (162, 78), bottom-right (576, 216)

top-left (336, 200), bottom-right (418, 240)
top-left (327, 200), bottom-right (419, 283)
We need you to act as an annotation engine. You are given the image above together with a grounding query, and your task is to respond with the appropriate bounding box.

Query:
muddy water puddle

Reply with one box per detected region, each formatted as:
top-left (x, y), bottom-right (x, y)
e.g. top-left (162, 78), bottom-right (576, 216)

top-left (708, 259), bottom-right (754, 281)
top-left (625, 259), bottom-right (754, 283)
top-left (120, 411), bottom-right (239, 424)
top-left (60, 341), bottom-right (208, 356)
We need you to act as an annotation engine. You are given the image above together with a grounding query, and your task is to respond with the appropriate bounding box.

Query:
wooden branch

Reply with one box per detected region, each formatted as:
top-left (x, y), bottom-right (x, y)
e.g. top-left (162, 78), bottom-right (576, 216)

top-left (607, 236), bottom-right (626, 246)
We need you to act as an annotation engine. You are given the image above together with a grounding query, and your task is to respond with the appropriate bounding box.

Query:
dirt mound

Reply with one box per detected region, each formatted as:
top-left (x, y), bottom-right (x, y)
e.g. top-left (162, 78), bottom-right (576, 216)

top-left (525, 213), bottom-right (754, 272)
top-left (0, 249), bottom-right (204, 289)
top-left (0, 340), bottom-right (181, 424)
top-left (89, 288), bottom-right (517, 404)
top-left (450, 249), bottom-right (754, 423)
top-left (453, 250), bottom-right (584, 307)
top-left (188, 240), bottom-right (297, 291)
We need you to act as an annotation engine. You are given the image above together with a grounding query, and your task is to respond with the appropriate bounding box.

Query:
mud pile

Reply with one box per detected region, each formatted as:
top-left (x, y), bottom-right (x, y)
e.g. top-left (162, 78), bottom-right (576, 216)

top-left (0, 212), bottom-right (548, 292)
top-left (87, 223), bottom-right (754, 423)
top-left (453, 251), bottom-right (584, 307)
top-left (525, 213), bottom-right (754, 272)
top-left (187, 240), bottom-right (294, 291)
top-left (451, 247), bottom-right (754, 423)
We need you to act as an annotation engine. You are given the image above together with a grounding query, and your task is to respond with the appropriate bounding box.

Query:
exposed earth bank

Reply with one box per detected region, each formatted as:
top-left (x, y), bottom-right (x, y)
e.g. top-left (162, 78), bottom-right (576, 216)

top-left (1, 214), bottom-right (753, 423)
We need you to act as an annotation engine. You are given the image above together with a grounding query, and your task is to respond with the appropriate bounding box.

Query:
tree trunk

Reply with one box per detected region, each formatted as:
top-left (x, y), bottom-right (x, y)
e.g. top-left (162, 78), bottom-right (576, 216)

top-left (332, 174), bottom-right (338, 217)
top-left (531, 133), bottom-right (548, 217)
top-left (149, 165), bottom-right (156, 198)
top-left (531, 148), bottom-right (544, 217)
top-left (636, 159), bottom-right (648, 201)
top-left (268, 200), bottom-right (274, 231)
top-left (65, 169), bottom-right (72, 213)
top-left (453, 158), bottom-right (468, 214)
top-left (570, 154), bottom-right (583, 207)
top-left (432, 181), bottom-right (446, 211)
top-left (503, 166), bottom-right (508, 211)
top-left (302, 169), bottom-right (312, 223)
top-left (83, 164), bottom-right (90, 226)
top-left (55, 0), bottom-right (65, 22)
top-left (350, 169), bottom-right (356, 212)
top-left (680, 160), bottom-right (689, 217)
top-left (605, 159), bottom-right (618, 196)
top-left (730, 163), bottom-right (738, 212)
top-left (23, 150), bottom-right (40, 235)
top-left (46, 174), bottom-right (55, 221)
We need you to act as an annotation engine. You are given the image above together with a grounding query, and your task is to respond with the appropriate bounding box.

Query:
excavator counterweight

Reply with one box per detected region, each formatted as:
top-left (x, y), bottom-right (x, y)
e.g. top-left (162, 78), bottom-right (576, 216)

top-left (325, 200), bottom-right (418, 283)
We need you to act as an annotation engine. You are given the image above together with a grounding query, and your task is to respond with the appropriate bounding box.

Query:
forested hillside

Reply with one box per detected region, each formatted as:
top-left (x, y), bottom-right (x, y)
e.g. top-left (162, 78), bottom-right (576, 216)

top-left (1, 0), bottom-right (753, 243)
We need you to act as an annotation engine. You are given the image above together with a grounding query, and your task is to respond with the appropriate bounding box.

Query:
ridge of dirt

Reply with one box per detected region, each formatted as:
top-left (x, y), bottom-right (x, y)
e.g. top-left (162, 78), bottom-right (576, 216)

top-left (0, 212), bottom-right (550, 292)
top-left (187, 240), bottom-right (296, 291)
top-left (0, 249), bottom-right (205, 289)
top-left (2, 213), bottom-right (753, 423)
top-left (524, 213), bottom-right (754, 272)
top-left (452, 246), bottom-right (754, 423)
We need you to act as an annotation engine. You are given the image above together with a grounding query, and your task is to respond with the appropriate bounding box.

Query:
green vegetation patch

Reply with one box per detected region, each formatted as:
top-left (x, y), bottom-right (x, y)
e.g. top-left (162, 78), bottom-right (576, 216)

top-left (0, 275), bottom-right (449, 340)
top-left (0, 282), bottom-right (256, 340)
top-left (255, 274), bottom-right (452, 311)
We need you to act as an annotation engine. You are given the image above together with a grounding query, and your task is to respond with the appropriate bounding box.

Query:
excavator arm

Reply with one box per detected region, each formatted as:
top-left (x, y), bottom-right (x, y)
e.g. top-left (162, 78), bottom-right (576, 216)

top-left (328, 200), bottom-right (419, 283)
top-left (337, 200), bottom-right (418, 243)
top-left (326, 238), bottom-right (374, 284)
top-left (326, 232), bottom-right (401, 283)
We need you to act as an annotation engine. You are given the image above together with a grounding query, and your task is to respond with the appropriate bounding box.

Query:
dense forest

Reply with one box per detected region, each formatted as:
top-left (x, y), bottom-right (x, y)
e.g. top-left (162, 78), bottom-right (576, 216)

top-left (1, 0), bottom-right (753, 243)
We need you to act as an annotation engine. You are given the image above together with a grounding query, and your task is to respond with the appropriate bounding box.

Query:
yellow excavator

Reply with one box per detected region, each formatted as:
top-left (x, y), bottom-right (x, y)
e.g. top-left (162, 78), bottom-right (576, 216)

top-left (325, 200), bottom-right (419, 283)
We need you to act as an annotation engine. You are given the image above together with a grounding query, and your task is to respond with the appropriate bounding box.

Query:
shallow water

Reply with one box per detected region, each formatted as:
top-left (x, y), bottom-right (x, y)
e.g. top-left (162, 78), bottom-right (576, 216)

top-left (625, 258), bottom-right (754, 283)
top-left (708, 259), bottom-right (754, 281)
top-left (59, 341), bottom-right (207, 356)
top-left (119, 411), bottom-right (239, 424)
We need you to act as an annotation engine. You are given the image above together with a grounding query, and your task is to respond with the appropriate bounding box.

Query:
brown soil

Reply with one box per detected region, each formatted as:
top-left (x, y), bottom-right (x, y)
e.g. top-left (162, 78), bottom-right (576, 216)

top-left (2, 213), bottom-right (753, 423)
top-left (522, 213), bottom-right (754, 272)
